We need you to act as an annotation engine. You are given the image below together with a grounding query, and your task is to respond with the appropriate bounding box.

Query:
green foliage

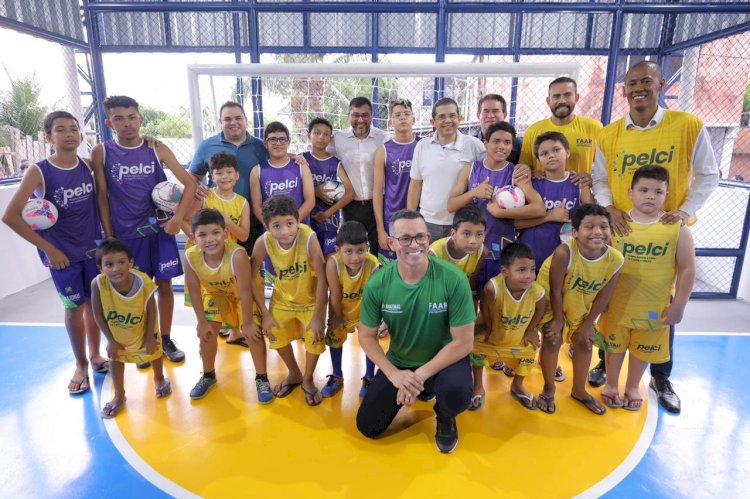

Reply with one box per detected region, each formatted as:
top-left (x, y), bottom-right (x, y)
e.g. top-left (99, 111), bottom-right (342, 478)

top-left (742, 80), bottom-right (750, 127)
top-left (0, 68), bottom-right (47, 137)
top-left (140, 105), bottom-right (191, 138)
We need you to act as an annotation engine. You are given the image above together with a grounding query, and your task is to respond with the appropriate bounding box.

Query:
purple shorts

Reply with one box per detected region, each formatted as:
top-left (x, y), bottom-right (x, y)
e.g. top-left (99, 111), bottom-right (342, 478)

top-left (50, 259), bottom-right (99, 309)
top-left (477, 258), bottom-right (502, 293)
top-left (123, 231), bottom-right (183, 280)
top-left (314, 226), bottom-right (338, 256)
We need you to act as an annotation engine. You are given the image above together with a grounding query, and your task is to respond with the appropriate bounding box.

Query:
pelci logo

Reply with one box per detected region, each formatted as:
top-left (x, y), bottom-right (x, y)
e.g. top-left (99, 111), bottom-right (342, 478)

top-left (614, 146), bottom-right (675, 175)
top-left (500, 314), bottom-right (529, 326)
top-left (278, 261), bottom-right (307, 280)
top-left (106, 310), bottom-right (142, 326)
top-left (622, 242), bottom-right (670, 257)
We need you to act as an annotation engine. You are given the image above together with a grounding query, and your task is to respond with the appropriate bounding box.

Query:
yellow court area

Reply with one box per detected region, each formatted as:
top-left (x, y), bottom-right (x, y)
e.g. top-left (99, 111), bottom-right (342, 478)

top-left (108, 329), bottom-right (650, 498)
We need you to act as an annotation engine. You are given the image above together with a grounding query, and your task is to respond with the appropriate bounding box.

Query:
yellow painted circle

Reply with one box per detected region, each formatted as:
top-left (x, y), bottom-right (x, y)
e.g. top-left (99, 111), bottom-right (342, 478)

top-left (110, 331), bottom-right (649, 497)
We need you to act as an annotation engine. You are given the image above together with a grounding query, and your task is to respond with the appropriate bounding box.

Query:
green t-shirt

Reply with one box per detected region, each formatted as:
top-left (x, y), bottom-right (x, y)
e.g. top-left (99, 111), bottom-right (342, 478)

top-left (360, 255), bottom-right (476, 368)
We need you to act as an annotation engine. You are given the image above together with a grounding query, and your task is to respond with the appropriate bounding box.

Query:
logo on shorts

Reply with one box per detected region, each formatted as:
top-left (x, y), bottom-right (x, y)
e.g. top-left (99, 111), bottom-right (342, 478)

top-left (636, 344), bottom-right (661, 353)
top-left (519, 358), bottom-right (535, 366)
top-left (106, 310), bottom-right (143, 326)
top-left (53, 181), bottom-right (94, 209)
top-left (159, 259), bottom-right (180, 274)
top-left (428, 301), bottom-right (447, 314)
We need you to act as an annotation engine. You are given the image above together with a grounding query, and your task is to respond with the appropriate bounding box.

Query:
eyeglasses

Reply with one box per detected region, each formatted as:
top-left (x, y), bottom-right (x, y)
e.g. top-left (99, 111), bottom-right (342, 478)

top-left (394, 233), bottom-right (429, 246)
top-left (435, 113), bottom-right (459, 122)
top-left (266, 137), bottom-right (289, 145)
top-left (350, 112), bottom-right (371, 120)
top-left (391, 111), bottom-right (413, 120)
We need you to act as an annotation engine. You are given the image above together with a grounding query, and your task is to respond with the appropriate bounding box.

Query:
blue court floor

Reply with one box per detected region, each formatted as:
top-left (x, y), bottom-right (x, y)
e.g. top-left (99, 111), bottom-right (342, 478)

top-left (1, 321), bottom-right (748, 498)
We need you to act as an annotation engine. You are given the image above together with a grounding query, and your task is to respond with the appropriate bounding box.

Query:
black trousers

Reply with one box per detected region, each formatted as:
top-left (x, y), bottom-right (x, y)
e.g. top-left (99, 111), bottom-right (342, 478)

top-left (356, 356), bottom-right (472, 438)
top-left (343, 201), bottom-right (378, 257)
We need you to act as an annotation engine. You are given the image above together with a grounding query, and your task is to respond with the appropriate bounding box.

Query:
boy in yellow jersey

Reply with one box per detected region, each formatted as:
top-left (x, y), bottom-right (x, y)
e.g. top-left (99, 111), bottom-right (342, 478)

top-left (536, 204), bottom-right (623, 415)
top-left (597, 165), bottom-right (695, 410)
top-left (321, 221), bottom-right (380, 398)
top-left (471, 243), bottom-right (545, 410)
top-left (251, 195), bottom-right (328, 407)
top-left (90, 240), bottom-right (171, 418)
top-left (182, 152), bottom-right (250, 344)
top-left (184, 209), bottom-right (268, 402)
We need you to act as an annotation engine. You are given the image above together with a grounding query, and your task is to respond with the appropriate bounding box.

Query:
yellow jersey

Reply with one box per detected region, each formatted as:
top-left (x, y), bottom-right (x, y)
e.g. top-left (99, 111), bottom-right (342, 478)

top-left (597, 110), bottom-right (702, 212)
top-left (483, 274), bottom-right (545, 350)
top-left (204, 188), bottom-right (248, 244)
top-left (334, 252), bottom-right (380, 327)
top-left (598, 217), bottom-right (680, 331)
top-left (519, 115), bottom-right (603, 174)
top-left (265, 223), bottom-right (317, 311)
top-left (538, 239), bottom-right (624, 331)
top-left (429, 237), bottom-right (484, 279)
top-left (96, 268), bottom-right (161, 363)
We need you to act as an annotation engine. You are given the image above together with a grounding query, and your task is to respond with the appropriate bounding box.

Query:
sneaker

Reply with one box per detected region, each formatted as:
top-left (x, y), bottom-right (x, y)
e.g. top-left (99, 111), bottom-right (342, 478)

top-left (554, 365), bottom-right (566, 382)
top-left (189, 374), bottom-right (216, 399)
top-left (418, 390), bottom-right (436, 402)
top-left (435, 416), bottom-right (458, 454)
top-left (587, 359), bottom-right (606, 387)
top-left (136, 361), bottom-right (151, 369)
top-left (321, 374), bottom-right (344, 398)
top-left (163, 338), bottom-right (185, 363)
top-left (490, 361), bottom-right (506, 371)
top-left (255, 378), bottom-right (274, 404)
top-left (649, 376), bottom-right (681, 414)
top-left (359, 376), bottom-right (373, 399)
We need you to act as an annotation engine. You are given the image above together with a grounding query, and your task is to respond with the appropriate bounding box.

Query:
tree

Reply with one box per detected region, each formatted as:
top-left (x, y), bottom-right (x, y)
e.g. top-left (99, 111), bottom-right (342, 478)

top-left (0, 68), bottom-right (47, 137)
top-left (140, 105), bottom-right (191, 139)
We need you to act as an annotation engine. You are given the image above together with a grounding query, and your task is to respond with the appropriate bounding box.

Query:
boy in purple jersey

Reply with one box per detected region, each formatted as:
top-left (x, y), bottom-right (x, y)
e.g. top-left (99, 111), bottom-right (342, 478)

top-left (305, 117), bottom-right (355, 257)
top-left (3, 111), bottom-right (109, 394)
top-left (373, 98), bottom-right (418, 266)
top-left (250, 121), bottom-right (315, 227)
top-left (448, 122), bottom-right (544, 288)
top-left (516, 132), bottom-right (594, 269)
top-left (92, 95), bottom-right (197, 365)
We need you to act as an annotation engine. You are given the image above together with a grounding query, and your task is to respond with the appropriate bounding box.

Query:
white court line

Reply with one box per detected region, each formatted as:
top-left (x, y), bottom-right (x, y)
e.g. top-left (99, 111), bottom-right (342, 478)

top-left (101, 374), bottom-right (200, 499)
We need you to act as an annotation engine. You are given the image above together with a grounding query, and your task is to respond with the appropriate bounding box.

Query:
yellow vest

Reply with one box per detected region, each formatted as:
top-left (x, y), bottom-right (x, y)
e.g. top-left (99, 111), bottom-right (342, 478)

top-left (265, 223), bottom-right (317, 311)
top-left (520, 115), bottom-right (603, 174)
top-left (429, 237), bottom-right (484, 279)
top-left (97, 269), bottom-right (161, 362)
top-left (538, 239), bottom-right (624, 331)
top-left (204, 188), bottom-right (248, 244)
top-left (483, 275), bottom-right (545, 351)
top-left (597, 110), bottom-right (702, 212)
top-left (598, 218), bottom-right (680, 331)
top-left (334, 252), bottom-right (379, 326)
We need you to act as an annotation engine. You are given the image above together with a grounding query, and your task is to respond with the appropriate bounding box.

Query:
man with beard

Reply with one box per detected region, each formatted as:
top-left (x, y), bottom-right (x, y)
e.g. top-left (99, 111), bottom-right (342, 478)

top-left (519, 77), bottom-right (602, 177)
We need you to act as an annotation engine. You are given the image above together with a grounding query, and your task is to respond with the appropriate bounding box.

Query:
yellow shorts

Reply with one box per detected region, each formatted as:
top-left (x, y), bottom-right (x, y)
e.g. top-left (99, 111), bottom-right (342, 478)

top-left (203, 292), bottom-right (240, 329)
top-left (602, 325), bottom-right (670, 364)
top-left (471, 339), bottom-right (536, 376)
top-left (262, 307), bottom-right (325, 355)
top-left (112, 332), bottom-right (163, 364)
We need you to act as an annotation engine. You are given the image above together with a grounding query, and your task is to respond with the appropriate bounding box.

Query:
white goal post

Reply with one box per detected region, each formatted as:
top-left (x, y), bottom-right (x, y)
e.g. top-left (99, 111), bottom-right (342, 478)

top-left (186, 62), bottom-right (581, 149)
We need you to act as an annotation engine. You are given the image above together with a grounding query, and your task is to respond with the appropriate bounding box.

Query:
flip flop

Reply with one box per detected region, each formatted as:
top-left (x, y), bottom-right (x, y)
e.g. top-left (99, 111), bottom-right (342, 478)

top-left (510, 390), bottom-right (538, 410)
top-left (68, 374), bottom-right (90, 395)
top-left (502, 364), bottom-right (516, 378)
top-left (538, 393), bottom-right (556, 414)
top-left (155, 378), bottom-right (172, 399)
top-left (571, 393), bottom-right (607, 415)
top-left (623, 394), bottom-right (643, 411)
top-left (301, 385), bottom-right (322, 407)
top-left (468, 394), bottom-right (485, 411)
top-left (101, 398), bottom-right (126, 419)
top-left (274, 381), bottom-right (302, 398)
top-left (226, 338), bottom-right (249, 348)
top-left (92, 360), bottom-right (110, 374)
top-left (601, 392), bottom-right (624, 409)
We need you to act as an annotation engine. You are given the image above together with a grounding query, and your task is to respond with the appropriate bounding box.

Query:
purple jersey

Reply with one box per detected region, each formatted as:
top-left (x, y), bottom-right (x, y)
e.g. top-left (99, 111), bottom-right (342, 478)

top-left (467, 160), bottom-right (516, 260)
top-left (33, 157), bottom-right (101, 265)
top-left (520, 173), bottom-right (581, 268)
top-left (382, 138), bottom-right (417, 226)
top-left (259, 159), bottom-right (309, 224)
top-left (304, 151), bottom-right (340, 230)
top-left (103, 140), bottom-right (168, 239)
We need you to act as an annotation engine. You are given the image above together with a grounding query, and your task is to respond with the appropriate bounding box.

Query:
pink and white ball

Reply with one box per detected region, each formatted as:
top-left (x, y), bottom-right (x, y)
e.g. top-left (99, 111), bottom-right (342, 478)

top-left (151, 181), bottom-right (184, 213)
top-left (22, 199), bottom-right (58, 230)
top-left (494, 185), bottom-right (526, 209)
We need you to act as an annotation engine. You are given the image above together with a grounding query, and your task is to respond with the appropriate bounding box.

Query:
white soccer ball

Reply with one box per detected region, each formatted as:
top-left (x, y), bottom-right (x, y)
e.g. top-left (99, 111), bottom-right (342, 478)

top-left (151, 181), bottom-right (184, 213)
top-left (494, 185), bottom-right (526, 209)
top-left (321, 180), bottom-right (345, 203)
top-left (22, 198), bottom-right (59, 230)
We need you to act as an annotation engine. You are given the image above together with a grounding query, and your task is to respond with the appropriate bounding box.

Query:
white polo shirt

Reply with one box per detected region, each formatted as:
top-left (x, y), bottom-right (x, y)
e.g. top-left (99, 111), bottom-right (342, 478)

top-left (410, 131), bottom-right (486, 225)
top-left (329, 126), bottom-right (390, 201)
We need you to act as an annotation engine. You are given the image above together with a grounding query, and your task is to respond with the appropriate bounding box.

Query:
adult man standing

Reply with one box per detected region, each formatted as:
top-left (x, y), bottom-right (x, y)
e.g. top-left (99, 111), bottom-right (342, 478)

top-left (356, 209), bottom-right (474, 454)
top-left (329, 96), bottom-right (389, 254)
top-left (407, 97), bottom-right (486, 241)
top-left (189, 101), bottom-right (268, 250)
top-left (591, 61), bottom-right (719, 413)
top-left (473, 94), bottom-right (522, 164)
top-left (519, 77), bottom-right (603, 175)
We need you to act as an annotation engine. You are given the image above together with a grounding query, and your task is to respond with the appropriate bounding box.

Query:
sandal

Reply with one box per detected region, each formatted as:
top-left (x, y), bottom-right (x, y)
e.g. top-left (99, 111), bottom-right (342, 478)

top-left (92, 360), bottom-right (110, 374)
top-left (538, 393), bottom-right (556, 414)
top-left (155, 378), bottom-right (172, 399)
top-left (301, 385), bottom-right (322, 407)
top-left (102, 398), bottom-right (126, 419)
top-left (601, 392), bottom-right (624, 409)
top-left (502, 364), bottom-right (516, 378)
top-left (226, 338), bottom-right (249, 348)
top-left (273, 381), bottom-right (301, 398)
top-left (468, 394), bottom-right (485, 411)
top-left (623, 394), bottom-right (643, 411)
top-left (68, 374), bottom-right (90, 395)
top-left (571, 393), bottom-right (607, 415)
top-left (510, 390), bottom-right (537, 410)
